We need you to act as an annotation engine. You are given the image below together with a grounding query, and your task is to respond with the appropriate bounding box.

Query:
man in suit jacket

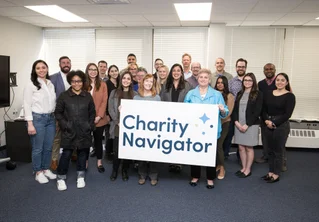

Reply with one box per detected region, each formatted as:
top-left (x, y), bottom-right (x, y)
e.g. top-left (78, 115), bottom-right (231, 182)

top-left (50, 56), bottom-right (72, 171)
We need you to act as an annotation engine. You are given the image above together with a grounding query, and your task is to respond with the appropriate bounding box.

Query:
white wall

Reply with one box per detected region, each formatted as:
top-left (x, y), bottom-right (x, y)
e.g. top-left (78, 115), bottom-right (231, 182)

top-left (0, 16), bottom-right (43, 146)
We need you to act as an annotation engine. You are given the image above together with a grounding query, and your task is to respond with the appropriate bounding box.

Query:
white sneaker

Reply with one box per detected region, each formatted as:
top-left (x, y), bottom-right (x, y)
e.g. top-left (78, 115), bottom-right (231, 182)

top-left (43, 169), bottom-right (57, 180)
top-left (57, 179), bottom-right (67, 191)
top-left (35, 172), bottom-right (49, 184)
top-left (77, 178), bottom-right (86, 189)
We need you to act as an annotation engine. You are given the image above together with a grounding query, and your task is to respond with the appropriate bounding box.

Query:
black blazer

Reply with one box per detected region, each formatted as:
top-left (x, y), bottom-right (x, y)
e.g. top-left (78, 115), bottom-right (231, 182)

top-left (232, 91), bottom-right (263, 126)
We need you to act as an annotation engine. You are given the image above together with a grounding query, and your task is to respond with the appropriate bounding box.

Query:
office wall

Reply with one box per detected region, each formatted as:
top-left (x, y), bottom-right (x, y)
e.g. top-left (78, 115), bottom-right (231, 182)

top-left (0, 16), bottom-right (43, 146)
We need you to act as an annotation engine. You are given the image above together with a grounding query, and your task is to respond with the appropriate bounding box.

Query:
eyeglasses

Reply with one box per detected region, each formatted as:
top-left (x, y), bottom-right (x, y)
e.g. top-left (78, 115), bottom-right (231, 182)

top-left (243, 79), bottom-right (253, 82)
top-left (71, 80), bottom-right (83, 84)
top-left (237, 66), bottom-right (246, 69)
top-left (88, 68), bottom-right (97, 71)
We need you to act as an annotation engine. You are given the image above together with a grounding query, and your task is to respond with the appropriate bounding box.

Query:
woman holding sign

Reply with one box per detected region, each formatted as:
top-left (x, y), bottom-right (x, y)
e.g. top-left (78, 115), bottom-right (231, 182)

top-left (160, 63), bottom-right (193, 173)
top-left (108, 71), bottom-right (137, 181)
top-left (134, 74), bottom-right (161, 186)
top-left (184, 68), bottom-right (228, 189)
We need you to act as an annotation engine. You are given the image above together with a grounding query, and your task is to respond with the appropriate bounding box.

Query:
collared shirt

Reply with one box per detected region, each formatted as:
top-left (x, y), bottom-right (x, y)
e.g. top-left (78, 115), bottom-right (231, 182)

top-left (60, 71), bottom-right (70, 91)
top-left (100, 75), bottom-right (108, 82)
top-left (228, 76), bottom-right (243, 99)
top-left (265, 76), bottom-right (276, 86)
top-left (23, 78), bottom-right (56, 121)
top-left (184, 70), bottom-right (192, 80)
top-left (187, 75), bottom-right (198, 88)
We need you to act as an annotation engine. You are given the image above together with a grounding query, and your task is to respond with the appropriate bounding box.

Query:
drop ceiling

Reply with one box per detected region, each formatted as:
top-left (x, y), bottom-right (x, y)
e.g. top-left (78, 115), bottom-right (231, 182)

top-left (0, 0), bottom-right (318, 28)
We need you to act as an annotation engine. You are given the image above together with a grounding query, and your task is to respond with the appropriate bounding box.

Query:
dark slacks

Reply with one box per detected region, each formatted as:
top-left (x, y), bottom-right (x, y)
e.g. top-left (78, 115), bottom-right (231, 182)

top-left (104, 124), bottom-right (114, 155)
top-left (264, 122), bottom-right (290, 175)
top-left (223, 120), bottom-right (235, 157)
top-left (217, 121), bottom-right (230, 166)
top-left (112, 137), bottom-right (130, 172)
top-left (57, 148), bottom-right (89, 179)
top-left (191, 165), bottom-right (216, 180)
top-left (93, 125), bottom-right (106, 159)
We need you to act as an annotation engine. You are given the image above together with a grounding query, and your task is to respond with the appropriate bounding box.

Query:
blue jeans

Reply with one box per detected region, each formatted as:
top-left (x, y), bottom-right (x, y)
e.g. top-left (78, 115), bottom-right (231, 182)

top-left (29, 112), bottom-right (56, 172)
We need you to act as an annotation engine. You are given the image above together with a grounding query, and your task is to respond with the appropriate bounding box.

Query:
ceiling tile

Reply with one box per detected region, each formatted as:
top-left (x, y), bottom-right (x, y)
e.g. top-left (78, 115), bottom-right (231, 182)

top-left (0, 0), bottom-right (15, 7)
top-left (110, 14), bottom-right (147, 22)
top-left (121, 21), bottom-right (152, 26)
top-left (293, 1), bottom-right (319, 12)
top-left (94, 21), bottom-right (125, 27)
top-left (0, 6), bottom-right (40, 16)
top-left (241, 21), bottom-right (275, 26)
top-left (33, 22), bottom-right (72, 27)
top-left (6, 0), bottom-right (51, 6)
top-left (211, 13), bottom-right (248, 21)
top-left (303, 19), bottom-right (319, 26)
top-left (252, 0), bottom-right (304, 13)
top-left (81, 14), bottom-right (117, 22)
top-left (10, 15), bottom-right (58, 23)
top-left (49, 0), bottom-right (91, 4)
top-left (143, 14), bottom-right (179, 22)
top-left (151, 21), bottom-right (181, 27)
top-left (245, 13), bottom-right (286, 21)
top-left (211, 0), bottom-right (259, 13)
top-left (180, 21), bottom-right (210, 27)
top-left (225, 21), bottom-right (242, 26)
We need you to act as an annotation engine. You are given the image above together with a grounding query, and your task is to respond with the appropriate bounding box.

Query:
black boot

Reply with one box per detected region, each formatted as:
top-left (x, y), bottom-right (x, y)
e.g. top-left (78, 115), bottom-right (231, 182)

top-left (122, 169), bottom-right (129, 181)
top-left (110, 170), bottom-right (117, 181)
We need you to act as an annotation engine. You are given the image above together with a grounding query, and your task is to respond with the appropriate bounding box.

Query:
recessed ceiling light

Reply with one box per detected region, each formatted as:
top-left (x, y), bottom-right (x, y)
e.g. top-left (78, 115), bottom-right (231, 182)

top-left (25, 5), bottom-right (88, 22)
top-left (174, 3), bottom-right (212, 21)
top-left (316, 17), bottom-right (319, 20)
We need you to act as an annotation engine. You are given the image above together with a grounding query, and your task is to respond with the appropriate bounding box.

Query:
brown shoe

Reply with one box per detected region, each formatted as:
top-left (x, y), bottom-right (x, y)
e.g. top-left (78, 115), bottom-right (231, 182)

top-left (150, 179), bottom-right (158, 186)
top-left (217, 166), bottom-right (225, 180)
top-left (138, 178), bottom-right (146, 185)
top-left (255, 156), bottom-right (268, 163)
top-left (50, 160), bottom-right (58, 171)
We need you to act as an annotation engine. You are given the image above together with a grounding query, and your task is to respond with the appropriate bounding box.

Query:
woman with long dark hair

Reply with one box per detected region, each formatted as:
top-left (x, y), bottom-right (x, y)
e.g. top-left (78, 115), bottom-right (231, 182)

top-left (104, 65), bottom-right (120, 161)
top-left (233, 73), bottom-right (263, 178)
top-left (262, 73), bottom-right (295, 183)
top-left (108, 71), bottom-right (137, 181)
top-left (160, 63), bottom-right (193, 172)
top-left (214, 76), bottom-right (234, 179)
top-left (85, 63), bottom-right (108, 173)
top-left (55, 70), bottom-right (96, 190)
top-left (24, 60), bottom-right (57, 184)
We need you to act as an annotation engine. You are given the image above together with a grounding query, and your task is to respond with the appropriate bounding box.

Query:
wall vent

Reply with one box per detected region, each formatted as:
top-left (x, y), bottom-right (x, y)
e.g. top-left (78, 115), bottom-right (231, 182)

top-left (87, 0), bottom-right (130, 4)
top-left (289, 129), bottom-right (317, 138)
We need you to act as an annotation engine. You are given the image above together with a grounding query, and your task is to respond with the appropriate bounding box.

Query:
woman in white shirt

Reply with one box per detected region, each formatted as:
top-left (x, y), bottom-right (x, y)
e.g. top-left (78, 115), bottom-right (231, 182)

top-left (23, 60), bottom-right (57, 184)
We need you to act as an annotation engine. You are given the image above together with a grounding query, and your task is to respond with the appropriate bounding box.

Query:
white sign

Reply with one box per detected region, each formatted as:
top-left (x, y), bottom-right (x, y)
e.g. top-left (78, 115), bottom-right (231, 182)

top-left (119, 99), bottom-right (219, 167)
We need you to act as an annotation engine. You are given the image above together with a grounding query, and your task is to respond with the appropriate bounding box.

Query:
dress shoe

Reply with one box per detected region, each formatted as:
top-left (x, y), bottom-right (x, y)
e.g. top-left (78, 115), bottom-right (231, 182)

top-left (261, 174), bottom-right (272, 181)
top-left (189, 179), bottom-right (198, 187)
top-left (206, 184), bottom-right (214, 189)
top-left (138, 178), bottom-right (146, 185)
top-left (90, 149), bottom-right (96, 157)
top-left (50, 160), bottom-right (58, 171)
top-left (238, 172), bottom-right (252, 178)
top-left (217, 166), bottom-right (225, 180)
top-left (97, 165), bottom-right (105, 173)
top-left (150, 179), bottom-right (158, 186)
top-left (267, 176), bottom-right (280, 183)
top-left (122, 170), bottom-right (129, 181)
top-left (110, 171), bottom-right (117, 181)
top-left (235, 170), bottom-right (243, 176)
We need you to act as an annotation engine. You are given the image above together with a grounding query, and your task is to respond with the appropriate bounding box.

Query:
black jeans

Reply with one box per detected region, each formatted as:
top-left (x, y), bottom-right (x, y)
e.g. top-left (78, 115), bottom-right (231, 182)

top-left (104, 124), bottom-right (114, 154)
top-left (57, 148), bottom-right (89, 179)
top-left (112, 137), bottom-right (130, 172)
top-left (265, 122), bottom-right (290, 175)
top-left (93, 125), bottom-right (106, 160)
top-left (191, 165), bottom-right (216, 180)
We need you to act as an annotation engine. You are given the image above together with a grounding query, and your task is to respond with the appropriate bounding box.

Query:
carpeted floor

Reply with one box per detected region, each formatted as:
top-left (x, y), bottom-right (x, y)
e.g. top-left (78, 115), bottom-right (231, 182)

top-left (0, 147), bottom-right (319, 222)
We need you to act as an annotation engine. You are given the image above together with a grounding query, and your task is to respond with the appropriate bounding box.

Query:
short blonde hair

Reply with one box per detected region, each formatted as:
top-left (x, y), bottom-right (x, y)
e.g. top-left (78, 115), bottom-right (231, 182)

top-left (198, 68), bottom-right (212, 83)
top-left (182, 53), bottom-right (192, 60)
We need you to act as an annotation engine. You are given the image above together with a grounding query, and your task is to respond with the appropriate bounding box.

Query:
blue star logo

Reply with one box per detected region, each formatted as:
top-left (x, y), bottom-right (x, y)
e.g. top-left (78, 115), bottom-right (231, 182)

top-left (199, 113), bottom-right (210, 124)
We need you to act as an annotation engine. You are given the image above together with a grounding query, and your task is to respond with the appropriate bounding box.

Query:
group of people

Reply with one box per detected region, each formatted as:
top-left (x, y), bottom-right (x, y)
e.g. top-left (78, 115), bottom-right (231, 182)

top-left (23, 53), bottom-right (296, 191)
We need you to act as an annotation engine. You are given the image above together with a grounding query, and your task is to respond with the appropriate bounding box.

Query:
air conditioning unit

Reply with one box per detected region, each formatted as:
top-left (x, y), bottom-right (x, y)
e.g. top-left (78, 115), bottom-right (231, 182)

top-left (258, 121), bottom-right (319, 149)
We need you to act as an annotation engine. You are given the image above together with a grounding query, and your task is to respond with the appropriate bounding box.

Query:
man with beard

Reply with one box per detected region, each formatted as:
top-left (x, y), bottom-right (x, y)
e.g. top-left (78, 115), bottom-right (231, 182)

top-left (255, 64), bottom-right (279, 164)
top-left (187, 62), bottom-right (201, 88)
top-left (223, 58), bottom-right (247, 159)
top-left (211, 58), bottom-right (233, 87)
top-left (153, 58), bottom-right (163, 81)
top-left (50, 56), bottom-right (72, 171)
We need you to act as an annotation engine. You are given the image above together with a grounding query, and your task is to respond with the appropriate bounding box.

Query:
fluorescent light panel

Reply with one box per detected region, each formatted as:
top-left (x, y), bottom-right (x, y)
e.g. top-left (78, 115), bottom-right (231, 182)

top-left (316, 17), bottom-right (319, 20)
top-left (25, 5), bottom-right (88, 23)
top-left (174, 3), bottom-right (212, 21)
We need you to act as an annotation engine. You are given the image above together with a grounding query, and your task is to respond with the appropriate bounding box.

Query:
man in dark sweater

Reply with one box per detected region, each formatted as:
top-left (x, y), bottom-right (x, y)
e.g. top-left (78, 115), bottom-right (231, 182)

top-left (255, 63), bottom-right (277, 164)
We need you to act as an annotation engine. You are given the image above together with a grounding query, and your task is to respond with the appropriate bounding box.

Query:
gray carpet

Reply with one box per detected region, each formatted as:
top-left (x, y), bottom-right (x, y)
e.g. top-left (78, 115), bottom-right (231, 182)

top-left (0, 148), bottom-right (319, 222)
